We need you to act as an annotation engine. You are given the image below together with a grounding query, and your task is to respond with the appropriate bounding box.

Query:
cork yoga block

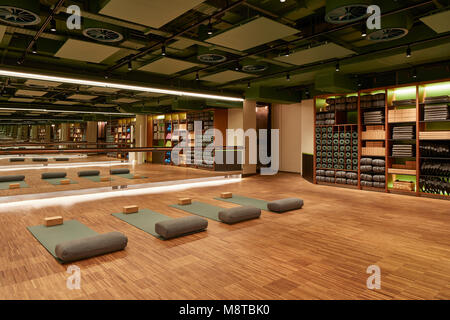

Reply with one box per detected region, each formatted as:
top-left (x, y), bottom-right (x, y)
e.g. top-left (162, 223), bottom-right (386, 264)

top-left (220, 192), bottom-right (232, 199)
top-left (45, 216), bottom-right (63, 227)
top-left (178, 198), bottom-right (192, 205)
top-left (100, 176), bottom-right (110, 182)
top-left (123, 205), bottom-right (139, 214)
top-left (60, 179), bottom-right (70, 185)
top-left (9, 183), bottom-right (20, 189)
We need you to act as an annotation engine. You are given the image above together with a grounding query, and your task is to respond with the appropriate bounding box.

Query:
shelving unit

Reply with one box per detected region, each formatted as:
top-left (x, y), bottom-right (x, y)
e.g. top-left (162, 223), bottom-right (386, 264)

top-left (314, 93), bottom-right (359, 188)
top-left (111, 118), bottom-right (135, 160)
top-left (69, 123), bottom-right (85, 142)
top-left (147, 109), bottom-right (227, 170)
top-left (313, 78), bottom-right (449, 200)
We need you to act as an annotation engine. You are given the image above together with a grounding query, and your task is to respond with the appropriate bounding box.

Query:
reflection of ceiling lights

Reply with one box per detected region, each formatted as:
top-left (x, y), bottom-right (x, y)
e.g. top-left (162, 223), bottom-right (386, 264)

top-left (0, 69), bottom-right (244, 102)
top-left (0, 107), bottom-right (133, 115)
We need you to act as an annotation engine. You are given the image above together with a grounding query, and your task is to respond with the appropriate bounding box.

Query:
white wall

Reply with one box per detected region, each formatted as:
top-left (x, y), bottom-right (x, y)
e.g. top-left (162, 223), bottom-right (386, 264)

top-left (272, 99), bottom-right (314, 174)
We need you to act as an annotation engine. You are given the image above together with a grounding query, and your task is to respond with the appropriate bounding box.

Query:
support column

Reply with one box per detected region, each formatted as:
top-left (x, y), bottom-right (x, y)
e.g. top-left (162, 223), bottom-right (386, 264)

top-left (135, 115), bottom-right (147, 164)
top-left (243, 99), bottom-right (257, 176)
top-left (44, 125), bottom-right (51, 142)
top-left (31, 126), bottom-right (38, 141)
top-left (86, 121), bottom-right (98, 147)
top-left (61, 123), bottom-right (69, 141)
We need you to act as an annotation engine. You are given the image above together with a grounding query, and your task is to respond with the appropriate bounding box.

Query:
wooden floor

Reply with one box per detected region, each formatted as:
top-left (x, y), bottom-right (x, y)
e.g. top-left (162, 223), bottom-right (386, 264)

top-left (0, 172), bottom-right (449, 300)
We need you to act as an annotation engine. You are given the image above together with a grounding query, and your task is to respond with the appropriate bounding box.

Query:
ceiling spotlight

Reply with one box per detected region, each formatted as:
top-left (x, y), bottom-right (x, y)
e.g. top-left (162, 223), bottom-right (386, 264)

top-left (32, 43), bottom-right (37, 54)
top-left (305, 89), bottom-right (310, 98)
top-left (161, 45), bottom-right (166, 56)
top-left (195, 72), bottom-right (200, 81)
top-left (406, 45), bottom-right (411, 58)
top-left (104, 74), bottom-right (109, 79)
top-left (286, 73), bottom-right (290, 81)
top-left (127, 61), bottom-right (132, 71)
top-left (235, 63), bottom-right (240, 71)
top-left (280, 0), bottom-right (286, 2)
top-left (361, 24), bottom-right (367, 37)
top-left (247, 82), bottom-right (251, 89)
top-left (284, 47), bottom-right (290, 57)
top-left (50, 18), bottom-right (57, 32)
top-left (335, 61), bottom-right (340, 72)
top-left (207, 19), bottom-right (213, 35)
top-left (412, 68), bottom-right (417, 79)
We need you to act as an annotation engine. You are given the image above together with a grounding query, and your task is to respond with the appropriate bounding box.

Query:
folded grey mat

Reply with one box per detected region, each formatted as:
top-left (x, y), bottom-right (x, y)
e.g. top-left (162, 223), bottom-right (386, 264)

top-left (155, 216), bottom-right (208, 239)
top-left (55, 231), bottom-right (128, 263)
top-left (77, 170), bottom-right (100, 177)
top-left (267, 198), bottom-right (304, 213)
top-left (0, 175), bottom-right (25, 182)
top-left (110, 168), bottom-right (130, 175)
top-left (42, 172), bottom-right (67, 179)
top-left (9, 158), bottom-right (25, 162)
top-left (218, 206), bottom-right (261, 224)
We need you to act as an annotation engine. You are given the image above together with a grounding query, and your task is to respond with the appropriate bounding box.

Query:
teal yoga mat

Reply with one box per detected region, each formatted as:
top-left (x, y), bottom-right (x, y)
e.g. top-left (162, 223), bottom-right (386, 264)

top-left (170, 201), bottom-right (222, 222)
top-left (42, 178), bottom-right (78, 185)
top-left (81, 176), bottom-right (113, 182)
top-left (0, 180), bottom-right (29, 190)
top-left (214, 195), bottom-right (268, 211)
top-left (112, 173), bottom-right (148, 180)
top-left (112, 209), bottom-right (171, 239)
top-left (27, 220), bottom-right (98, 262)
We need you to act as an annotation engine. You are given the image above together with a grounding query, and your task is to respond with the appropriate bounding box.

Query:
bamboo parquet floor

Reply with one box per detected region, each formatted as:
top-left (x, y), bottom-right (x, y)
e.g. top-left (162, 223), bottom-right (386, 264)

top-left (0, 172), bottom-right (448, 300)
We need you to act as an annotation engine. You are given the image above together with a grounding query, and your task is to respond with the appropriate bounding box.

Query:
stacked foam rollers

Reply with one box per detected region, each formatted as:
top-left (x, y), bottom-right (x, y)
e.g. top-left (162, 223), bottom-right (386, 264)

top-left (360, 158), bottom-right (386, 188)
top-left (316, 127), bottom-right (358, 185)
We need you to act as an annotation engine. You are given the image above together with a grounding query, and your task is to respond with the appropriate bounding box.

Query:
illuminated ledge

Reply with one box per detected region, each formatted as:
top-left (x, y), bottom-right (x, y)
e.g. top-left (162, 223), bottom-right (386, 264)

top-left (0, 161), bottom-right (128, 172)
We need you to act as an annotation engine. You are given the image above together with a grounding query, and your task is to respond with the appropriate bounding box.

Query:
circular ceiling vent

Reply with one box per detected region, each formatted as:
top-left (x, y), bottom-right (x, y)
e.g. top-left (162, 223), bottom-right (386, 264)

top-left (325, 1), bottom-right (369, 24)
top-left (367, 28), bottom-right (408, 41)
top-left (0, 5), bottom-right (41, 26)
top-left (83, 28), bottom-right (124, 43)
top-left (242, 64), bottom-right (268, 72)
top-left (197, 53), bottom-right (226, 63)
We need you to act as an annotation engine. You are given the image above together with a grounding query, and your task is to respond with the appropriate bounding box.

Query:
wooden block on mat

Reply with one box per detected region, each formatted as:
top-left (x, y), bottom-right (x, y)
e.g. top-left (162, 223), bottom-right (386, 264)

top-left (123, 205), bottom-right (139, 214)
top-left (9, 183), bottom-right (20, 189)
top-left (100, 176), bottom-right (110, 182)
top-left (178, 198), bottom-right (192, 205)
top-left (220, 192), bottom-right (232, 199)
top-left (45, 216), bottom-right (63, 227)
top-left (133, 175), bottom-right (142, 179)
top-left (60, 179), bottom-right (70, 185)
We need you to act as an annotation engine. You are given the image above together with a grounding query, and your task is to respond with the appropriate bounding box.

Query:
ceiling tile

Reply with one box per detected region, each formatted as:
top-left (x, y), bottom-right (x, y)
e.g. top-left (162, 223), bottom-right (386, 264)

top-left (207, 17), bottom-right (299, 51)
top-left (53, 101), bottom-right (79, 105)
top-left (99, 0), bottom-right (205, 28)
top-left (8, 97), bottom-right (35, 103)
top-left (87, 87), bottom-right (121, 93)
top-left (139, 57), bottom-right (198, 75)
top-left (15, 89), bottom-right (47, 97)
top-left (201, 70), bottom-right (254, 83)
top-left (420, 10), bottom-right (450, 33)
top-left (55, 39), bottom-right (120, 63)
top-left (275, 43), bottom-right (355, 65)
top-left (25, 80), bottom-right (62, 87)
top-left (67, 94), bottom-right (98, 100)
top-left (112, 98), bottom-right (140, 103)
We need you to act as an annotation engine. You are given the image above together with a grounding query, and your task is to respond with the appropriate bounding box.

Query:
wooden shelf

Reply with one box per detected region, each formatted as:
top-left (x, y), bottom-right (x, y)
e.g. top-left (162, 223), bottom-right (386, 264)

top-left (388, 168), bottom-right (417, 175)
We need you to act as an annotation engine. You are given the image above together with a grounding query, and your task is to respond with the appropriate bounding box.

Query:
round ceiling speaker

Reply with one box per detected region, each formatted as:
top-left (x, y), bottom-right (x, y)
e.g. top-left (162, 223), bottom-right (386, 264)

top-left (242, 64), bottom-right (268, 72)
top-left (83, 28), bottom-right (124, 42)
top-left (197, 53), bottom-right (227, 63)
top-left (325, 0), bottom-right (370, 24)
top-left (0, 0), bottom-right (41, 26)
top-left (367, 13), bottom-right (412, 42)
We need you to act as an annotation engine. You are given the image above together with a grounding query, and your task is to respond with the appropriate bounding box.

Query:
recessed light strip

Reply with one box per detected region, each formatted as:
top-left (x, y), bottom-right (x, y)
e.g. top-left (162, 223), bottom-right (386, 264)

top-left (0, 107), bottom-right (134, 115)
top-left (0, 69), bottom-right (245, 102)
